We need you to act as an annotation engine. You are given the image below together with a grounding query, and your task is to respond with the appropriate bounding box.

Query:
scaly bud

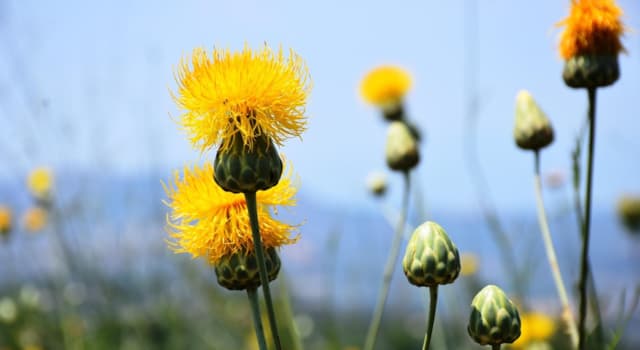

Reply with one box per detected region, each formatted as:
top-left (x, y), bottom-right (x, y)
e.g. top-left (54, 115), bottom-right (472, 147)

top-left (402, 221), bottom-right (461, 288)
top-left (468, 285), bottom-right (521, 346)
top-left (214, 248), bottom-right (281, 291)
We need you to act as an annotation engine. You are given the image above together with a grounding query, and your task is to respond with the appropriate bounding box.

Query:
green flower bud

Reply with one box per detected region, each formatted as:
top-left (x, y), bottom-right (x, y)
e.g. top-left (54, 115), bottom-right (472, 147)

top-left (366, 171), bottom-right (388, 197)
top-left (385, 121), bottom-right (419, 172)
top-left (563, 54), bottom-right (619, 89)
top-left (402, 221), bottom-right (461, 288)
top-left (617, 195), bottom-right (640, 233)
top-left (214, 132), bottom-right (283, 194)
top-left (214, 248), bottom-right (281, 291)
top-left (468, 285), bottom-right (521, 346)
top-left (514, 90), bottom-right (554, 151)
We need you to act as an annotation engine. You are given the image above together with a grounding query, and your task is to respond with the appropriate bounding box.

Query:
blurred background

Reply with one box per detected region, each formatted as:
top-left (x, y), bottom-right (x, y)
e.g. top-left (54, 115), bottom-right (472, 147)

top-left (0, 0), bottom-right (638, 349)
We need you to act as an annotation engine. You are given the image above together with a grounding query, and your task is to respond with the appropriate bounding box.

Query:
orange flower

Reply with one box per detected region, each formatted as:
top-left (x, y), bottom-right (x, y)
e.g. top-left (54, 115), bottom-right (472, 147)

top-left (558, 0), bottom-right (625, 59)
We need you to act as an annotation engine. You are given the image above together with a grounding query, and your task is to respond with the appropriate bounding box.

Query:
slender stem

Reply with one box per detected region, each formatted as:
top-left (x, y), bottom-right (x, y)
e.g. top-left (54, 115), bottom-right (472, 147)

top-left (533, 151), bottom-right (579, 348)
top-left (422, 286), bottom-right (438, 350)
top-left (571, 119), bottom-right (605, 345)
top-left (492, 345), bottom-right (501, 350)
top-left (364, 171), bottom-right (411, 350)
top-left (245, 191), bottom-right (282, 350)
top-left (279, 276), bottom-right (304, 350)
top-left (578, 87), bottom-right (597, 350)
top-left (247, 288), bottom-right (268, 350)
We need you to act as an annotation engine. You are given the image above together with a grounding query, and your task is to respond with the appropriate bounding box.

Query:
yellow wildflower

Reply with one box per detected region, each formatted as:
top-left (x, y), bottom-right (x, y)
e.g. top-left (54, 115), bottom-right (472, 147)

top-left (27, 167), bottom-right (53, 201)
top-left (360, 65), bottom-right (412, 107)
top-left (512, 312), bottom-right (555, 348)
top-left (558, 0), bottom-right (625, 59)
top-left (460, 253), bottom-right (479, 276)
top-left (0, 206), bottom-right (12, 235)
top-left (23, 207), bottom-right (47, 232)
top-left (164, 162), bottom-right (299, 265)
top-left (173, 44), bottom-right (311, 152)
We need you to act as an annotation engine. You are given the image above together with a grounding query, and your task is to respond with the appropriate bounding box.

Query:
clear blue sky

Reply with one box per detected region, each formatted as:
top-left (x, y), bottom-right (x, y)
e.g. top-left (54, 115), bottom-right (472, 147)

top-left (1, 0), bottom-right (638, 212)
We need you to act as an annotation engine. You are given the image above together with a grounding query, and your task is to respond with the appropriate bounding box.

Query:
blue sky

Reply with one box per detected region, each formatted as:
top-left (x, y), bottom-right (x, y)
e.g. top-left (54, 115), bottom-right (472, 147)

top-left (1, 0), bottom-right (638, 212)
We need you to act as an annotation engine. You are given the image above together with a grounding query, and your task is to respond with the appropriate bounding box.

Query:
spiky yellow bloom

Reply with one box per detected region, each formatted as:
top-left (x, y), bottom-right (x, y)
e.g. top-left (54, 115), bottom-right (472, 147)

top-left (22, 207), bottom-right (47, 232)
top-left (512, 312), bottom-right (555, 348)
top-left (164, 162), bottom-right (299, 265)
top-left (360, 66), bottom-right (412, 106)
top-left (0, 206), bottom-right (12, 235)
top-left (27, 167), bottom-right (53, 201)
top-left (173, 44), bottom-right (311, 152)
top-left (558, 0), bottom-right (625, 59)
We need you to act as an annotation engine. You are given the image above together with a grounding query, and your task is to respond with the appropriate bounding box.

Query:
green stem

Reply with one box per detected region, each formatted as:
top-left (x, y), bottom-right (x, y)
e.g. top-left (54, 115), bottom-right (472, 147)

top-left (279, 276), bottom-right (304, 350)
top-left (533, 151), bottom-right (579, 348)
top-left (245, 191), bottom-right (282, 350)
top-left (247, 288), bottom-right (268, 350)
top-left (422, 286), bottom-right (438, 350)
top-left (492, 345), bottom-right (501, 350)
top-left (364, 171), bottom-right (411, 350)
top-left (571, 123), bottom-right (604, 342)
top-left (578, 87), bottom-right (597, 350)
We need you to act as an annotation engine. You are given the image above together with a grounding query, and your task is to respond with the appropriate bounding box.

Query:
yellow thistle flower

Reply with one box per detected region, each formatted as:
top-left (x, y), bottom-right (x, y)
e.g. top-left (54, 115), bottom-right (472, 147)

top-left (360, 65), bottom-right (412, 107)
top-left (173, 44), bottom-right (311, 152)
top-left (0, 206), bottom-right (12, 235)
top-left (164, 162), bottom-right (299, 265)
top-left (558, 0), bottom-right (625, 59)
top-left (512, 312), bottom-right (555, 348)
top-left (27, 167), bottom-right (53, 201)
top-left (23, 207), bottom-right (48, 232)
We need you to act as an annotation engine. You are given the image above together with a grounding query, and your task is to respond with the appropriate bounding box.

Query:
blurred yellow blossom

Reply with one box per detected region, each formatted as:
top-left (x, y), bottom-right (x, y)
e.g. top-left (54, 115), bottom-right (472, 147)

top-left (0, 205), bottom-right (12, 236)
top-left (23, 207), bottom-right (48, 232)
top-left (164, 162), bottom-right (299, 265)
top-left (360, 65), bottom-right (411, 108)
top-left (460, 253), bottom-right (479, 276)
top-left (512, 312), bottom-right (555, 348)
top-left (27, 167), bottom-right (54, 202)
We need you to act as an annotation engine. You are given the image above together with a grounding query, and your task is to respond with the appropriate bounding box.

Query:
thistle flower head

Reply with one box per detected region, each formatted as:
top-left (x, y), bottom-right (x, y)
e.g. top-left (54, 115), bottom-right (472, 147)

top-left (215, 248), bottom-right (281, 290)
top-left (559, 0), bottom-right (625, 59)
top-left (360, 65), bottom-right (412, 108)
top-left (385, 121), bottom-right (420, 172)
top-left (0, 206), bottom-right (12, 236)
top-left (365, 171), bottom-right (388, 197)
top-left (23, 207), bottom-right (47, 232)
top-left (164, 162), bottom-right (299, 265)
top-left (514, 90), bottom-right (554, 151)
top-left (27, 167), bottom-right (53, 202)
top-left (402, 221), bottom-right (461, 287)
top-left (174, 44), bottom-right (311, 152)
top-left (617, 194), bottom-right (640, 233)
top-left (468, 285), bottom-right (521, 346)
